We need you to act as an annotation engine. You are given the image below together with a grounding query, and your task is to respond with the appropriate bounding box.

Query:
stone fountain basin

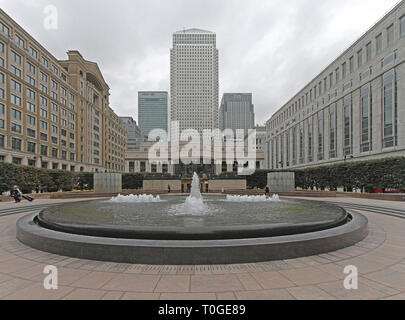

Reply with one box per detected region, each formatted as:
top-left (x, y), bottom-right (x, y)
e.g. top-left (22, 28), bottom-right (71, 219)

top-left (35, 197), bottom-right (349, 241)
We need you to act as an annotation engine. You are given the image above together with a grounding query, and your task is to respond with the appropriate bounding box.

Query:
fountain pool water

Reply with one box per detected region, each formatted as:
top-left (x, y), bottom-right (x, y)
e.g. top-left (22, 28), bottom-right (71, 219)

top-left (109, 194), bottom-right (162, 203)
top-left (17, 171), bottom-right (368, 264)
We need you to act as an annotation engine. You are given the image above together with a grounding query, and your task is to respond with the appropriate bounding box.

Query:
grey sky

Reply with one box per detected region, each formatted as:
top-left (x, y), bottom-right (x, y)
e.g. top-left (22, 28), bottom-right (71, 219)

top-left (0, 0), bottom-right (400, 125)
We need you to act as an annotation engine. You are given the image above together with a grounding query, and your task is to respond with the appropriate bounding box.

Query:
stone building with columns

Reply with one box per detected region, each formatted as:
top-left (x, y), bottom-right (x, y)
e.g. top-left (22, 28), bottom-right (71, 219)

top-left (265, 2), bottom-right (405, 170)
top-left (125, 140), bottom-right (265, 176)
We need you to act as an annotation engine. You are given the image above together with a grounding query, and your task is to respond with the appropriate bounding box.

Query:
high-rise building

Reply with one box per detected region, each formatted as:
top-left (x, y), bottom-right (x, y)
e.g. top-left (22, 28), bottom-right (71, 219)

top-left (265, 1), bottom-right (405, 170)
top-left (0, 9), bottom-right (126, 172)
top-left (170, 29), bottom-right (219, 136)
top-left (138, 91), bottom-right (168, 137)
top-left (120, 116), bottom-right (144, 151)
top-left (219, 93), bottom-right (255, 135)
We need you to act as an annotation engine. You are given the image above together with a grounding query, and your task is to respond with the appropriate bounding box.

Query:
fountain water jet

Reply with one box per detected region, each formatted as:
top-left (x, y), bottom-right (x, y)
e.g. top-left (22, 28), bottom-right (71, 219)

top-left (170, 173), bottom-right (211, 216)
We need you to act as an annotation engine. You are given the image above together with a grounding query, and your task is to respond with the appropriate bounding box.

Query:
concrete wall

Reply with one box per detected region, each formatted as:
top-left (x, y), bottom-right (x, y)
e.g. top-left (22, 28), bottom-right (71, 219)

top-left (143, 180), bottom-right (181, 191)
top-left (268, 172), bottom-right (295, 193)
top-left (94, 173), bottom-right (122, 193)
top-left (208, 180), bottom-right (247, 191)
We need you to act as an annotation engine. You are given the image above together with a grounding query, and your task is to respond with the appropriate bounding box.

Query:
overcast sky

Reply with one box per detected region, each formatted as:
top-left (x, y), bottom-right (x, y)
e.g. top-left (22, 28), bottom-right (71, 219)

top-left (0, 0), bottom-right (400, 125)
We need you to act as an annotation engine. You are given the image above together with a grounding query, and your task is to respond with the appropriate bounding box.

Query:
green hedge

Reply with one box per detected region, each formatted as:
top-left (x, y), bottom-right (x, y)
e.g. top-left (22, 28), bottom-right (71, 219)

top-left (241, 157), bottom-right (405, 192)
top-left (0, 162), bottom-right (86, 193)
top-left (122, 173), bottom-right (144, 190)
top-left (0, 162), bottom-right (174, 194)
top-left (2, 157), bottom-right (403, 194)
top-left (294, 157), bottom-right (405, 192)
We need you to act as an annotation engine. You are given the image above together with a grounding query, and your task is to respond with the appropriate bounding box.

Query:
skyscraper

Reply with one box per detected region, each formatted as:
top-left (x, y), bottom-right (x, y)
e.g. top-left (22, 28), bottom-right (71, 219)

top-left (138, 91), bottom-right (168, 137)
top-left (170, 29), bottom-right (219, 136)
top-left (219, 93), bottom-right (255, 135)
top-left (120, 117), bottom-right (144, 151)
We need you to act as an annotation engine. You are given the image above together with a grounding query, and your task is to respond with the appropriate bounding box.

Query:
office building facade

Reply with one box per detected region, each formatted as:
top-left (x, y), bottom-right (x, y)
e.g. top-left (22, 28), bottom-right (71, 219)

top-left (170, 29), bottom-right (219, 136)
top-left (138, 91), bottom-right (168, 137)
top-left (265, 2), bottom-right (405, 170)
top-left (120, 116), bottom-right (144, 151)
top-left (220, 93), bottom-right (255, 135)
top-left (0, 9), bottom-right (126, 172)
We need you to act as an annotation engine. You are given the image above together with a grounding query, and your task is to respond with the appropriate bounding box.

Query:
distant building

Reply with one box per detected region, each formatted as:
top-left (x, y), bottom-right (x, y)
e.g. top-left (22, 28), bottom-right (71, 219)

top-left (220, 93), bottom-right (255, 136)
top-left (138, 92), bottom-right (168, 137)
top-left (120, 117), bottom-right (144, 151)
top-left (255, 126), bottom-right (266, 153)
top-left (170, 29), bottom-right (219, 136)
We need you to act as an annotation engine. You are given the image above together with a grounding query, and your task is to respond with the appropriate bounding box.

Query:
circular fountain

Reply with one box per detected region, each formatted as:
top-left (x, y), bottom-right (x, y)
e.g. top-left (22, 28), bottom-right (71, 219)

top-left (17, 173), bottom-right (368, 265)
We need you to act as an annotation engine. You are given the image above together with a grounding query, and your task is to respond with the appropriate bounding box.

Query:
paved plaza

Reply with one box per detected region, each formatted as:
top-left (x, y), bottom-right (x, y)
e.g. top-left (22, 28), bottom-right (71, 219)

top-left (0, 197), bottom-right (404, 300)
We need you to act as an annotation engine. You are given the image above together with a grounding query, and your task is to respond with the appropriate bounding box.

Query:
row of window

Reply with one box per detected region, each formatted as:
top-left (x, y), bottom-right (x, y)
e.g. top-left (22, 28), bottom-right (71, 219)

top-left (269, 15), bottom-right (405, 131)
top-left (269, 69), bottom-right (397, 168)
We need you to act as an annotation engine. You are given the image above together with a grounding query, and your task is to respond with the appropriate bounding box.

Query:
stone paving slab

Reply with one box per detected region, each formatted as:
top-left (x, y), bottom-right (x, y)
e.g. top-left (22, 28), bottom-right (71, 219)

top-left (0, 198), bottom-right (404, 300)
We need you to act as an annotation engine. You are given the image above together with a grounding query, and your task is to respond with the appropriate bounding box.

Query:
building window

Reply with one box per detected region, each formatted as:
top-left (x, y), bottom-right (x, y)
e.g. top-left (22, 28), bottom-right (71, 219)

top-left (329, 104), bottom-right (337, 159)
top-left (151, 163), bottom-right (157, 173)
top-left (40, 133), bottom-right (48, 142)
top-left (11, 94), bottom-right (22, 106)
top-left (11, 109), bottom-right (22, 120)
top-left (360, 84), bottom-right (372, 153)
top-left (280, 134), bottom-right (284, 168)
top-left (41, 145), bottom-right (48, 156)
top-left (342, 62), bottom-right (347, 79)
top-left (349, 56), bottom-right (354, 73)
top-left (27, 115), bottom-right (36, 126)
top-left (366, 42), bottom-right (372, 62)
top-left (318, 111), bottom-right (324, 161)
top-left (292, 127), bottom-right (297, 166)
top-left (387, 24), bottom-right (394, 46)
top-left (299, 124), bottom-right (304, 164)
top-left (11, 123), bottom-right (22, 134)
top-left (307, 117), bottom-right (313, 163)
top-left (285, 131), bottom-right (290, 167)
top-left (382, 69), bottom-right (397, 148)
top-left (401, 15), bottom-right (405, 38)
top-left (357, 49), bottom-right (363, 67)
top-left (12, 157), bottom-right (22, 165)
top-left (0, 134), bottom-right (4, 148)
top-left (376, 33), bottom-right (383, 54)
top-left (140, 161), bottom-right (146, 172)
top-left (0, 22), bottom-right (10, 36)
top-left (27, 142), bottom-right (36, 153)
top-left (343, 95), bottom-right (353, 156)
top-left (27, 128), bottom-right (36, 138)
top-left (12, 138), bottom-right (22, 151)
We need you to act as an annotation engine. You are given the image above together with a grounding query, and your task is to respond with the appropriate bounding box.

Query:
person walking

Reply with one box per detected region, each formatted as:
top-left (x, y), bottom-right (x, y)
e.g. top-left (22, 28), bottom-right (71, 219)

top-left (265, 185), bottom-right (270, 197)
top-left (168, 184), bottom-right (171, 194)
